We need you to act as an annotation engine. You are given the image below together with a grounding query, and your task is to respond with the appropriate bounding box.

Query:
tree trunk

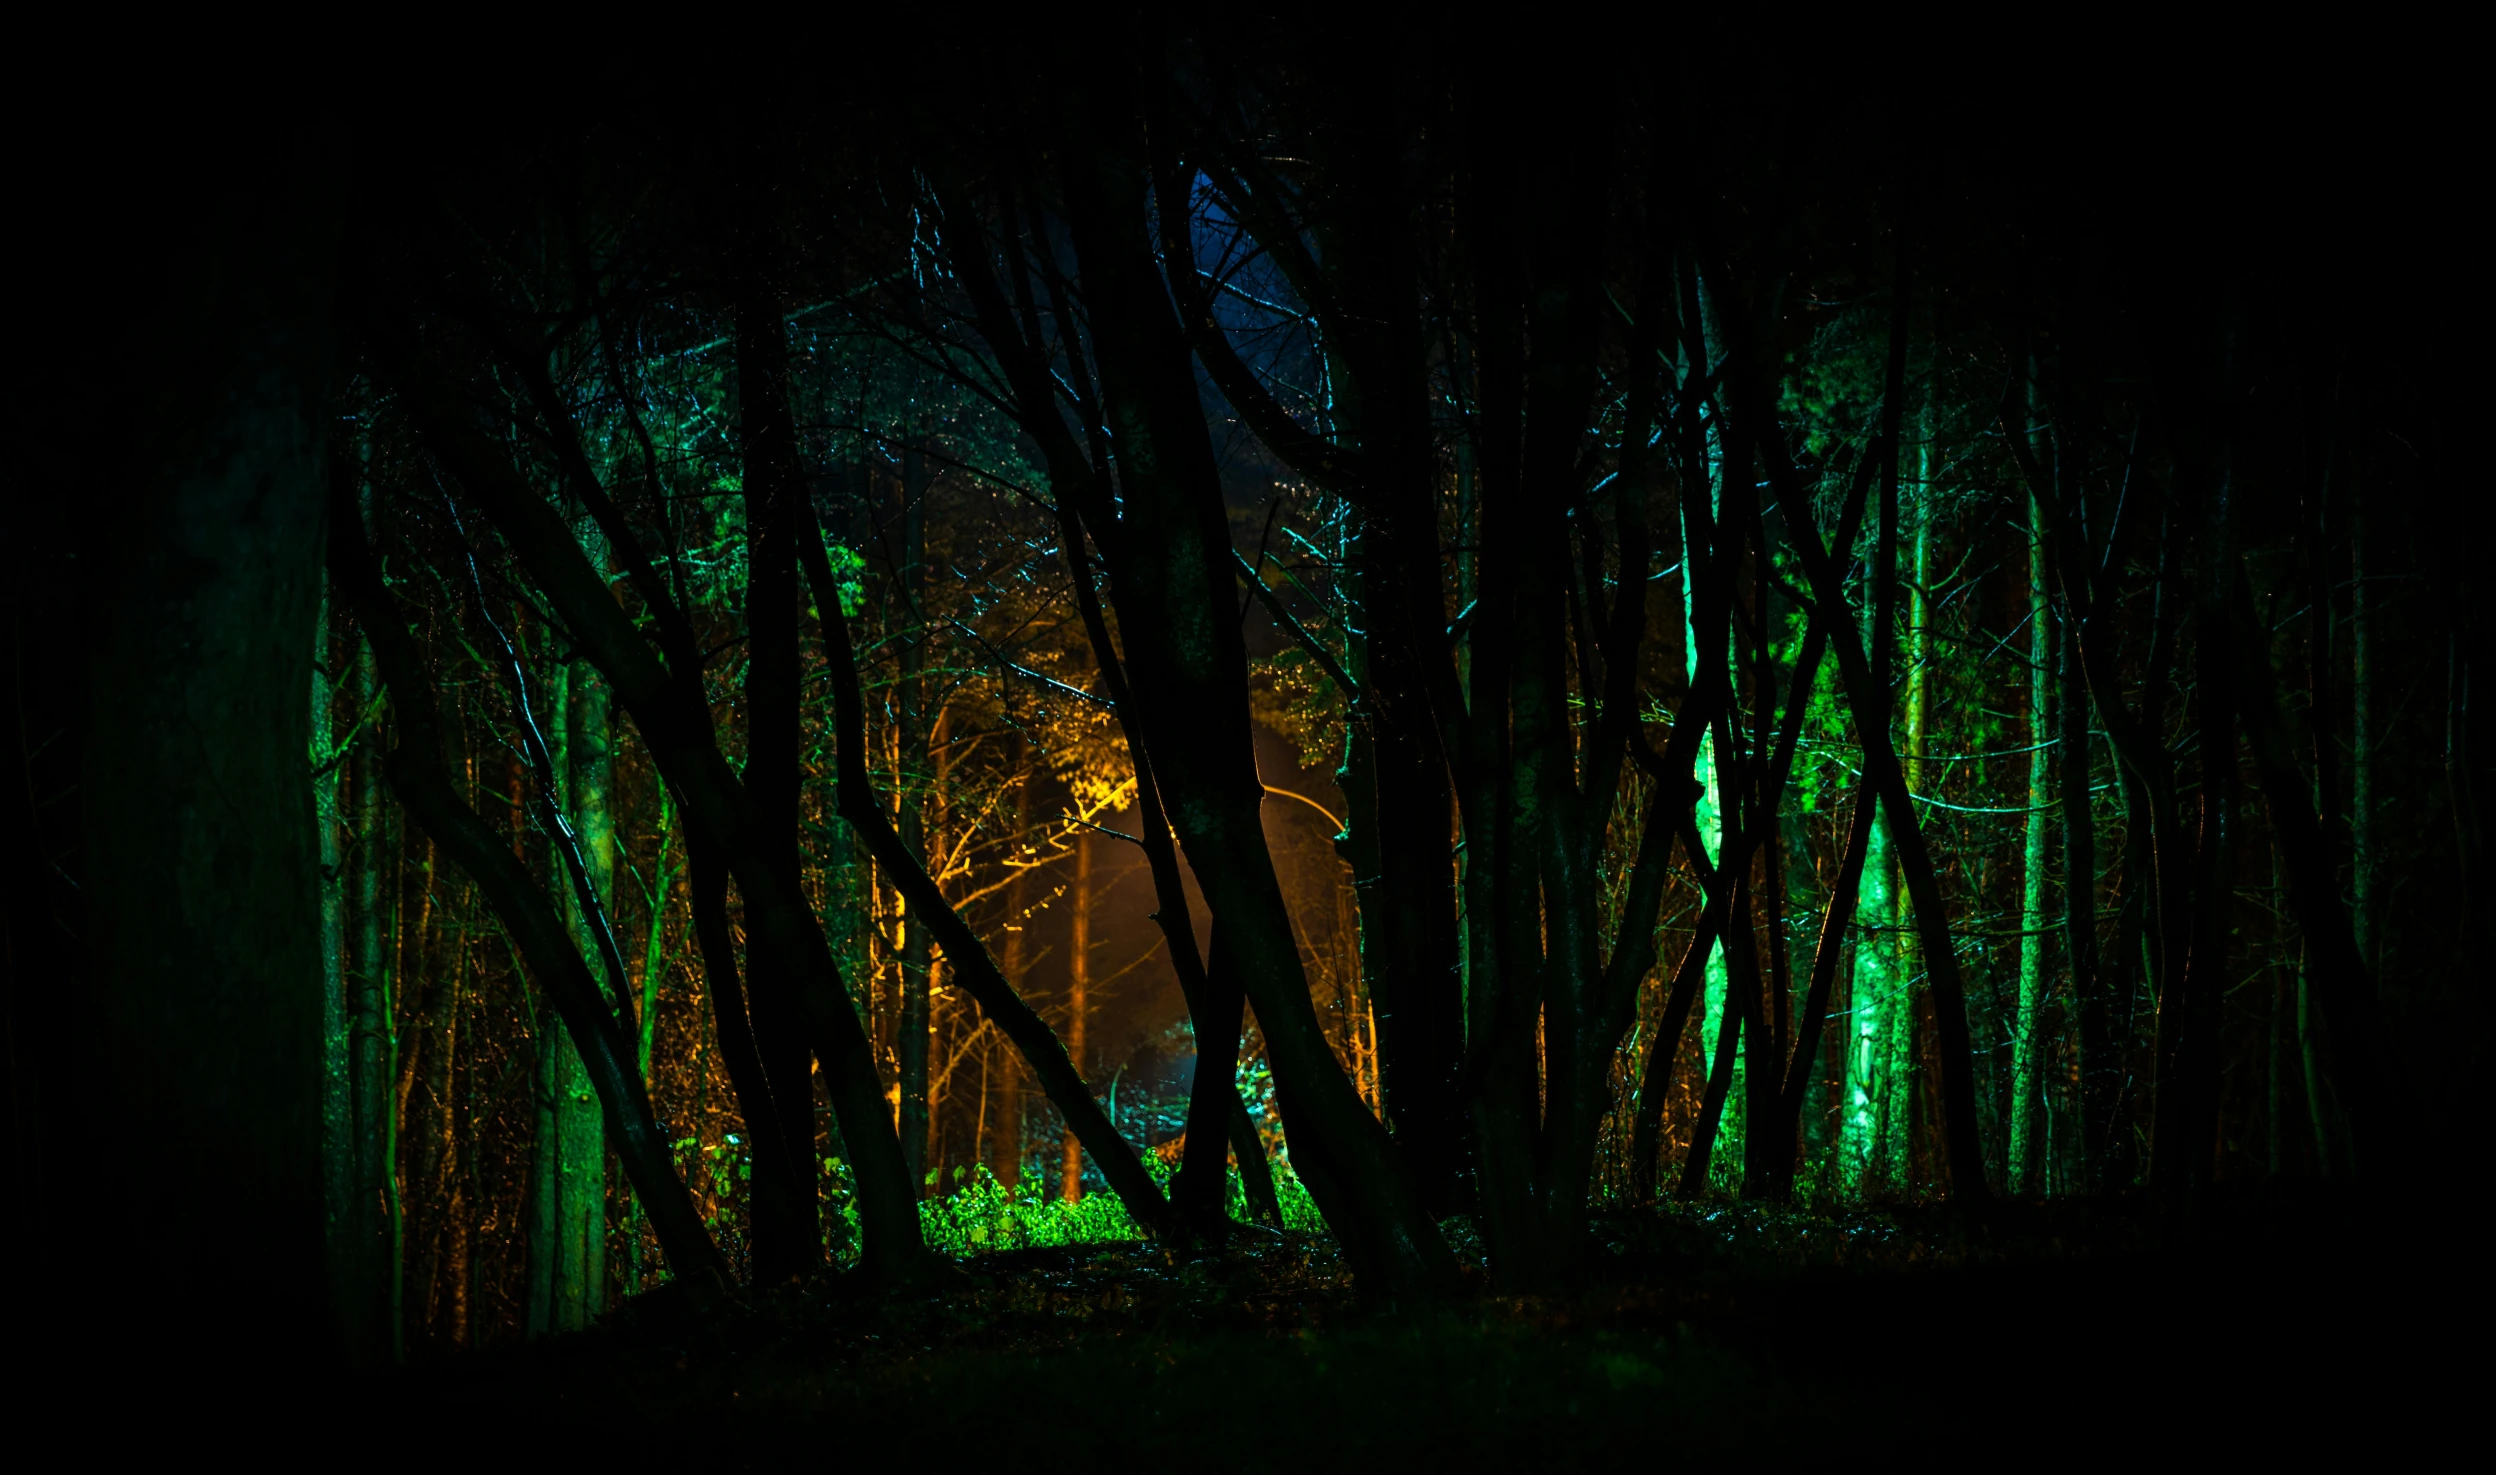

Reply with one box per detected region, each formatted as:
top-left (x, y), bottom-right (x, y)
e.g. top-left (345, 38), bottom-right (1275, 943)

top-left (896, 444), bottom-right (934, 1196)
top-left (1062, 830), bottom-right (1091, 1203)
top-left (318, 572), bottom-right (396, 1359)
top-left (1679, 887), bottom-right (1748, 1197)
top-left (993, 738), bottom-right (1033, 1192)
top-left (351, 626), bottom-right (401, 1352)
top-left (2013, 485), bottom-right (2053, 1195)
top-left (1844, 816), bottom-right (1907, 1197)
top-left (532, 658), bottom-right (612, 1331)
top-left (736, 271), bottom-right (828, 1275)
top-left (1342, 537), bottom-right (1468, 1213)
top-left (1843, 421), bottom-right (1915, 1203)
top-left (84, 153), bottom-right (335, 1353)
top-left (1628, 890), bottom-right (1719, 1203)
top-left (2064, 555), bottom-right (2108, 1195)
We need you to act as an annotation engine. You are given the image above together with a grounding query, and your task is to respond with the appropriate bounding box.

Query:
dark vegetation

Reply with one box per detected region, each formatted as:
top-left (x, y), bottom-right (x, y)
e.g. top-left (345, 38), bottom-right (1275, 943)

top-left (410, 1193), bottom-right (2438, 1458)
top-left (4, 35), bottom-right (2479, 1453)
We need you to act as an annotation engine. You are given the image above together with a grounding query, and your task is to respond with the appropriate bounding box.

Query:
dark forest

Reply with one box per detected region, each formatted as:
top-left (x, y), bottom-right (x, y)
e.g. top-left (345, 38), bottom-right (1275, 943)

top-left (5, 35), bottom-right (2480, 1457)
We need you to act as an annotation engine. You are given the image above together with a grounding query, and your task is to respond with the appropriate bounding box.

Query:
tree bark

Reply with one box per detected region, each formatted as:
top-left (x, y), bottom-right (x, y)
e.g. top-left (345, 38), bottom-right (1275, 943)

top-left (736, 268), bottom-right (830, 1273)
top-left (2013, 478), bottom-right (2053, 1195)
top-left (993, 736), bottom-right (1033, 1192)
top-left (541, 658), bottom-right (613, 1329)
top-left (85, 156), bottom-right (335, 1353)
top-left (1062, 831), bottom-right (1092, 1203)
top-left (894, 445), bottom-right (934, 1196)
top-left (2063, 537), bottom-right (2108, 1195)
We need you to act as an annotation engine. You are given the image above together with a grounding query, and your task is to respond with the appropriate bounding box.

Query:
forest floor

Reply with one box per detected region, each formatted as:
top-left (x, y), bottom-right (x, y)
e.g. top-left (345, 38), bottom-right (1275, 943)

top-left (374, 1188), bottom-right (2459, 1464)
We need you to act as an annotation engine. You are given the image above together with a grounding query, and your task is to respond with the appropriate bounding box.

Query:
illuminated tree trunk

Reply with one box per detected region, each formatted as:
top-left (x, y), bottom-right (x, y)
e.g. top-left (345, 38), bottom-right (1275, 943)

top-left (315, 578), bottom-right (372, 1355)
top-left (621, 787), bottom-right (677, 1290)
top-left (527, 666), bottom-right (564, 1336)
top-left (1845, 817), bottom-right (1905, 1197)
top-left (2062, 520), bottom-right (2108, 1195)
top-left (896, 445), bottom-right (933, 1194)
top-left (993, 747), bottom-right (1031, 1192)
top-left (315, 611), bottom-right (343, 1175)
top-left (531, 658), bottom-right (611, 1334)
top-left (2013, 488), bottom-right (2052, 1194)
top-left (1694, 743), bottom-right (1734, 1186)
top-left (1679, 876), bottom-right (1747, 1196)
top-left (351, 633), bottom-right (400, 1350)
top-left (1062, 830), bottom-right (1092, 1202)
top-left (1842, 506), bottom-right (1922, 1202)
top-left (1683, 496), bottom-right (1734, 1186)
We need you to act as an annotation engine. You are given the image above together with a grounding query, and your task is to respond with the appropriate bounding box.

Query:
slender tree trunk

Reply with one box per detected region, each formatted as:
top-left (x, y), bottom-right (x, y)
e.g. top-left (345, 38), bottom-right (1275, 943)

top-left (896, 445), bottom-right (933, 1195)
top-left (1845, 818), bottom-right (1905, 1197)
top-left (1902, 449), bottom-right (1935, 1190)
top-left (531, 648), bottom-right (609, 1335)
top-left (352, 632), bottom-right (398, 1351)
top-left (2013, 487), bottom-right (2053, 1195)
top-left (1062, 830), bottom-right (1091, 1203)
top-left (626, 787), bottom-right (676, 1290)
top-left (2267, 847), bottom-right (2286, 1178)
top-left (315, 579), bottom-right (360, 1352)
top-left (993, 737), bottom-right (1032, 1192)
top-left (2065, 567), bottom-right (2108, 1195)
top-left (554, 658), bottom-right (613, 1326)
top-left (1626, 925), bottom-right (1706, 1205)
top-left (736, 268), bottom-right (827, 1274)
top-left (2297, 948), bottom-right (2343, 1173)
top-left (437, 953), bottom-right (467, 1346)
top-left (1844, 495), bottom-right (1916, 1202)
top-left (528, 1006), bottom-right (557, 1337)
top-left (1680, 884), bottom-right (1748, 1196)
top-left (2302, 462), bottom-right (2352, 1178)
top-left (1682, 489), bottom-right (1735, 1187)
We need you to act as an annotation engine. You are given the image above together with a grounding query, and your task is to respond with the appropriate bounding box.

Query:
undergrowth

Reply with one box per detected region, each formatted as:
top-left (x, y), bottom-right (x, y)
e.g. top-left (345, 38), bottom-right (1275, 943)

top-left (831, 1152), bottom-right (1328, 1265)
